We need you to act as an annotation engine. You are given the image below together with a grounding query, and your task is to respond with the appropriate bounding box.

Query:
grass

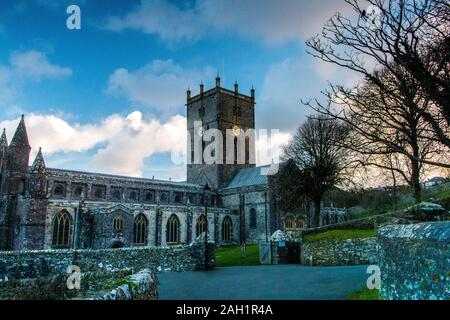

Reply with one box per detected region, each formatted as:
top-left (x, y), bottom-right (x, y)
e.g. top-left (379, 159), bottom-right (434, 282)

top-left (215, 244), bottom-right (260, 267)
top-left (302, 229), bottom-right (376, 243)
top-left (423, 186), bottom-right (450, 201)
top-left (346, 288), bottom-right (380, 300)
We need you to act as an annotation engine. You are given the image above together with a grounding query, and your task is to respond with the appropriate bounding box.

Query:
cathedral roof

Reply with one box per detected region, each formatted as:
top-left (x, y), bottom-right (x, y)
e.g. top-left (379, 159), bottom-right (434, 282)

top-left (45, 167), bottom-right (205, 190)
top-left (31, 147), bottom-right (46, 173)
top-left (226, 165), bottom-right (270, 189)
top-left (10, 115), bottom-right (30, 148)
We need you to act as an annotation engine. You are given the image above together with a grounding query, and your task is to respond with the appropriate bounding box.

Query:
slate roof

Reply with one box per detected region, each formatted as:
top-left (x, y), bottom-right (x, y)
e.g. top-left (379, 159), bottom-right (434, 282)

top-left (226, 165), bottom-right (271, 189)
top-left (45, 167), bottom-right (203, 189)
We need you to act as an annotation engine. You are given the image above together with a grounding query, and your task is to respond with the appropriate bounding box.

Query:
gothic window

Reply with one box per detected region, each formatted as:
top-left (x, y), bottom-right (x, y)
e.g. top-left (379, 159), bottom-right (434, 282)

top-left (222, 216), bottom-right (232, 242)
top-left (174, 192), bottom-right (183, 203)
top-left (160, 192), bottom-right (168, 203)
top-left (113, 216), bottom-right (124, 233)
top-left (93, 186), bottom-right (105, 200)
top-left (133, 214), bottom-right (148, 245)
top-left (284, 215), bottom-right (295, 229)
top-left (187, 193), bottom-right (196, 204)
top-left (196, 215), bottom-right (207, 238)
top-left (296, 218), bottom-right (305, 229)
top-left (73, 186), bottom-right (84, 198)
top-left (245, 136), bottom-right (250, 164)
top-left (19, 179), bottom-right (26, 195)
top-left (128, 190), bottom-right (139, 201)
top-left (111, 188), bottom-right (122, 201)
top-left (53, 183), bottom-right (65, 196)
top-left (52, 211), bottom-right (72, 248)
top-left (166, 215), bottom-right (180, 244)
top-left (144, 191), bottom-right (154, 202)
top-left (250, 208), bottom-right (257, 229)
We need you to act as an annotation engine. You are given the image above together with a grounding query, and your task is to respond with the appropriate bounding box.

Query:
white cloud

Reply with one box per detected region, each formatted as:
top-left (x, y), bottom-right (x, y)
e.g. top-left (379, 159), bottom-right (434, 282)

top-left (10, 50), bottom-right (72, 81)
top-left (105, 0), bottom-right (204, 42)
top-left (257, 55), bottom-right (364, 132)
top-left (90, 112), bottom-right (186, 177)
top-left (106, 59), bottom-right (215, 111)
top-left (104, 0), bottom-right (352, 45)
top-left (0, 111), bottom-right (187, 178)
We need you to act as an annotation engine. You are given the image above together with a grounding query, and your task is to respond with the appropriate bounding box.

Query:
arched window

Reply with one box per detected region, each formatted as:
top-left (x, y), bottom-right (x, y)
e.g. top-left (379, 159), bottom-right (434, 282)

top-left (174, 192), bottom-right (183, 203)
top-left (111, 189), bottom-right (121, 201)
top-left (222, 216), bottom-right (232, 242)
top-left (73, 186), bottom-right (84, 198)
top-left (166, 215), bottom-right (180, 244)
top-left (52, 211), bottom-right (72, 248)
top-left (196, 215), bottom-right (207, 238)
top-left (133, 214), bottom-right (148, 245)
top-left (129, 190), bottom-right (138, 201)
top-left (113, 216), bottom-right (124, 233)
top-left (296, 218), bottom-right (305, 229)
top-left (160, 192), bottom-right (168, 203)
top-left (249, 208), bottom-right (257, 229)
top-left (93, 187), bottom-right (104, 199)
top-left (54, 184), bottom-right (65, 196)
top-left (144, 191), bottom-right (153, 202)
top-left (187, 193), bottom-right (195, 204)
top-left (245, 136), bottom-right (250, 164)
top-left (19, 179), bottom-right (26, 195)
top-left (284, 215), bottom-right (296, 229)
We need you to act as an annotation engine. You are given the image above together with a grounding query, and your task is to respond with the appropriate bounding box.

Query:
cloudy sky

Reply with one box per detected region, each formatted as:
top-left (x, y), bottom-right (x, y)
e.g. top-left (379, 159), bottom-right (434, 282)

top-left (0, 0), bottom-right (358, 180)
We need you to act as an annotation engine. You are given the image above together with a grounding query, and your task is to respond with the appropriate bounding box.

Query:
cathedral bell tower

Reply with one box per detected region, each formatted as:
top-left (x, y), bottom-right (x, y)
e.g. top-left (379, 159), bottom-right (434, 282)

top-left (186, 77), bottom-right (256, 189)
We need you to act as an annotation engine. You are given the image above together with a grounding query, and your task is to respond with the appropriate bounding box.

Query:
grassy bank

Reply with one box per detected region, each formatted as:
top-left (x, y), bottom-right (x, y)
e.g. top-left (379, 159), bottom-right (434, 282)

top-left (346, 288), bottom-right (379, 300)
top-left (215, 245), bottom-right (260, 267)
top-left (303, 229), bottom-right (376, 243)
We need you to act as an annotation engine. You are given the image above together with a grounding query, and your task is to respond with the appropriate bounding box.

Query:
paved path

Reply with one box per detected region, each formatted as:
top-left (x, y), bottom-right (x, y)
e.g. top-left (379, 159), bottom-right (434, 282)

top-left (158, 265), bottom-right (369, 300)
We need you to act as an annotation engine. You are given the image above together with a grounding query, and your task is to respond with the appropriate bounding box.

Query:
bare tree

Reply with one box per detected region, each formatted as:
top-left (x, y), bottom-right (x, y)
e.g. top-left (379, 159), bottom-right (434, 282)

top-left (306, 63), bottom-right (446, 202)
top-left (306, 0), bottom-right (450, 150)
top-left (283, 116), bottom-right (352, 227)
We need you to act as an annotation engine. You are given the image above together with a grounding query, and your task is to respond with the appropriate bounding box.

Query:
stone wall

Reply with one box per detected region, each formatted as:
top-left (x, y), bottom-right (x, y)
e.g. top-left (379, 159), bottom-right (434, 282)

top-left (0, 268), bottom-right (157, 300)
top-left (84, 269), bottom-right (157, 300)
top-left (0, 242), bottom-right (211, 281)
top-left (300, 238), bottom-right (378, 266)
top-left (378, 222), bottom-right (449, 300)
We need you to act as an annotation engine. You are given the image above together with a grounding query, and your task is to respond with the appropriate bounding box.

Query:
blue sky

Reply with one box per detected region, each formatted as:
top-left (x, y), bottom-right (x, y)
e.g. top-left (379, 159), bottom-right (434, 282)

top-left (0, 0), bottom-right (357, 180)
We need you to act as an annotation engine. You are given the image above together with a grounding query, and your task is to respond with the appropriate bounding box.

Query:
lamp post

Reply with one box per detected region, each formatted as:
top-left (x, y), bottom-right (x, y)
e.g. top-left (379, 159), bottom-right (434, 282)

top-left (203, 183), bottom-right (211, 271)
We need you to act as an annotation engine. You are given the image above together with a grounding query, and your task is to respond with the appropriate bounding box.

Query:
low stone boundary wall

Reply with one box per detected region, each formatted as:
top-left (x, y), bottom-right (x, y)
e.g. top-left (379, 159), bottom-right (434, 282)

top-left (0, 242), bottom-right (210, 280)
top-left (378, 222), bottom-right (449, 300)
top-left (300, 238), bottom-right (378, 266)
top-left (84, 269), bottom-right (157, 300)
top-left (0, 268), bottom-right (157, 300)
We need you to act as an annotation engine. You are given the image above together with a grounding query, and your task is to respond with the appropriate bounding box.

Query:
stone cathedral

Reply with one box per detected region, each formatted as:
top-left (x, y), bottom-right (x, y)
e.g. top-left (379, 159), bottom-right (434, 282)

top-left (0, 77), bottom-right (343, 251)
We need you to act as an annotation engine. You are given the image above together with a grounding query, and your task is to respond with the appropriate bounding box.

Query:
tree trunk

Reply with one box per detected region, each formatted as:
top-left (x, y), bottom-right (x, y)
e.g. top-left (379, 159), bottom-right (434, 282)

top-left (312, 198), bottom-right (321, 228)
top-left (410, 157), bottom-right (422, 204)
